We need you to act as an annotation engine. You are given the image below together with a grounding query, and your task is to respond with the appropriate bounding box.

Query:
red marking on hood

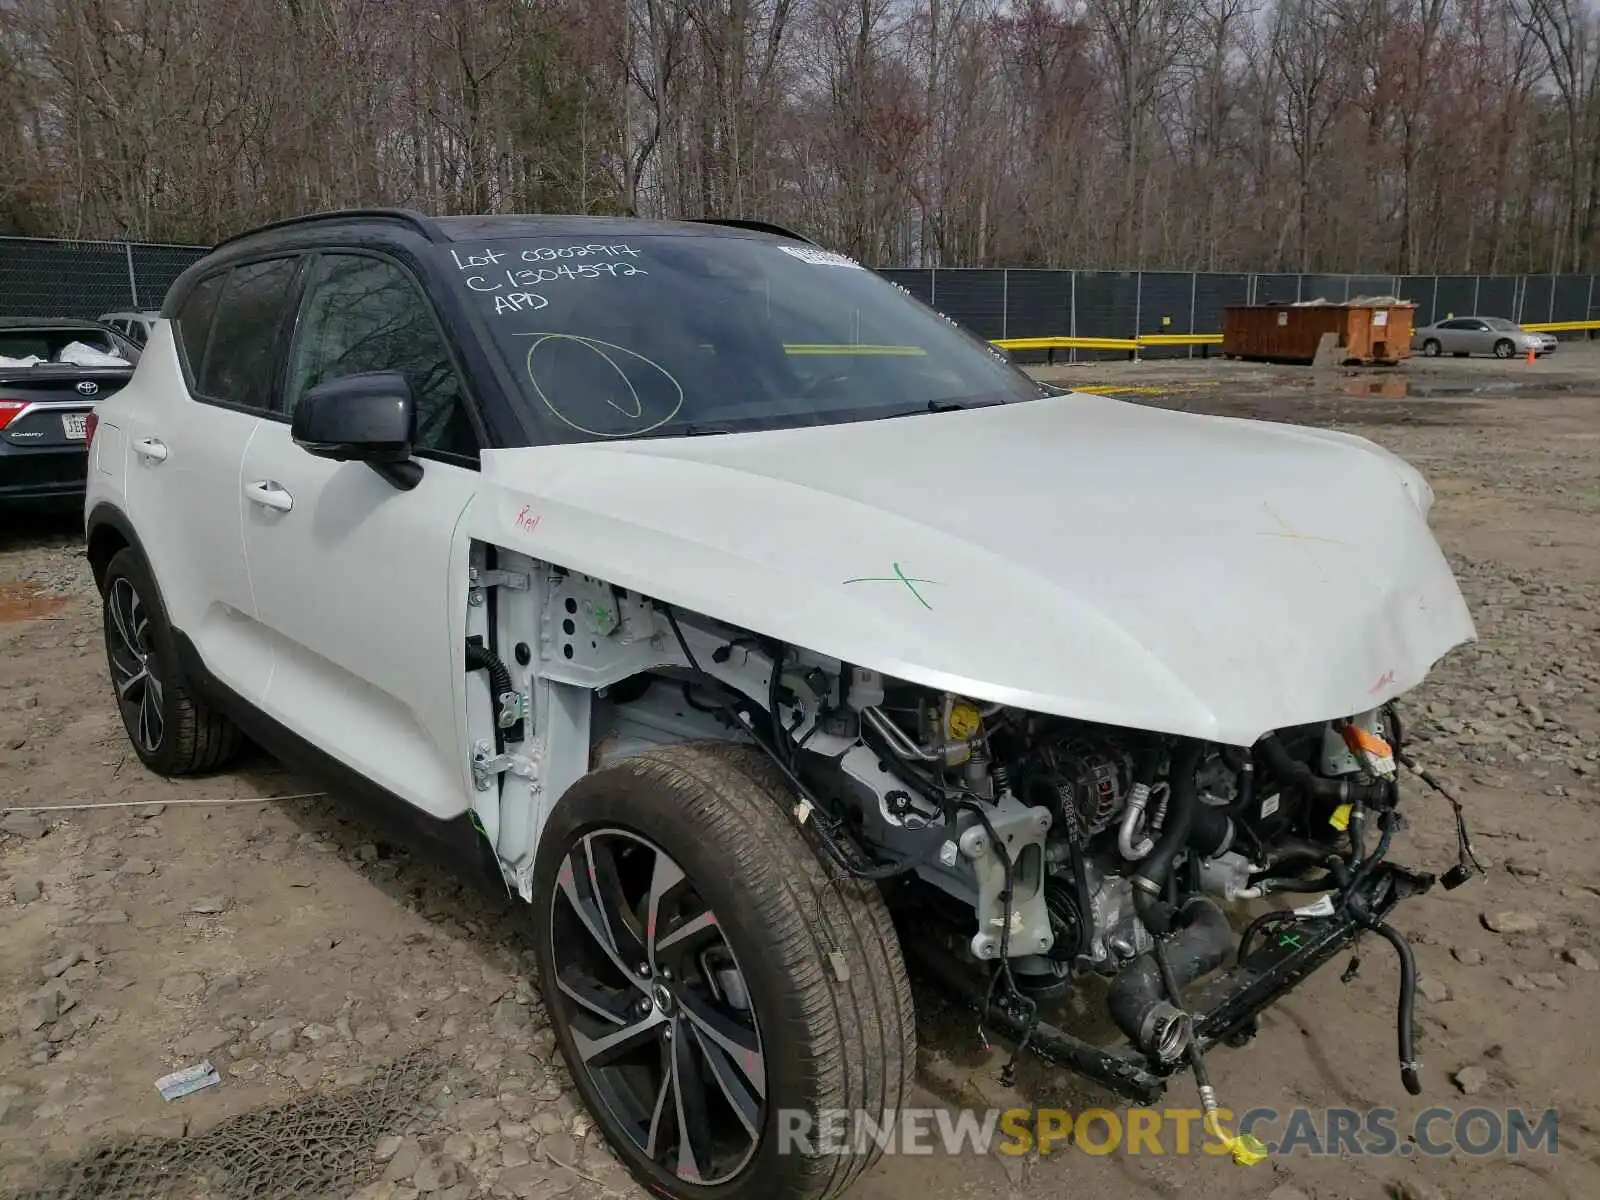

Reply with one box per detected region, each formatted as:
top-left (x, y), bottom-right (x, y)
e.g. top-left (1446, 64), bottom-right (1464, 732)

top-left (1368, 668), bottom-right (1396, 693)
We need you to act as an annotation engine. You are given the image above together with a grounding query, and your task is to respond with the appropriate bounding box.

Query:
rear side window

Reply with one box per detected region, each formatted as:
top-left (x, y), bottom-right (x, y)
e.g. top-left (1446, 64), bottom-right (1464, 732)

top-left (176, 275), bottom-right (225, 380)
top-left (196, 258), bottom-right (300, 409)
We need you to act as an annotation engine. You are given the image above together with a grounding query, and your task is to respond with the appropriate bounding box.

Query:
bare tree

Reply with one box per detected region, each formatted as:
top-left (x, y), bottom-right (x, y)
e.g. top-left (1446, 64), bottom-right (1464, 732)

top-left (0, 0), bottom-right (1595, 273)
top-left (1271, 0), bottom-right (1348, 269)
top-left (1516, 0), bottom-right (1600, 269)
top-left (1086, 0), bottom-right (1194, 266)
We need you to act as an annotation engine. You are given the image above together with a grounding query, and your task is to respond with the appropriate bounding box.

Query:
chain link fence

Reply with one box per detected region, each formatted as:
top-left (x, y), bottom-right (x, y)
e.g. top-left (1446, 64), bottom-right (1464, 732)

top-left (877, 268), bottom-right (1600, 360)
top-left (5, 235), bottom-right (1597, 361)
top-left (0, 236), bottom-right (208, 319)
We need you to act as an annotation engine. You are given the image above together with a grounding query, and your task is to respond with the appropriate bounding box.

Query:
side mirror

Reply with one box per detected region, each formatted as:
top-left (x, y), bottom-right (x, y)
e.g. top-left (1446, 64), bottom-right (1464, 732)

top-left (291, 371), bottom-right (422, 489)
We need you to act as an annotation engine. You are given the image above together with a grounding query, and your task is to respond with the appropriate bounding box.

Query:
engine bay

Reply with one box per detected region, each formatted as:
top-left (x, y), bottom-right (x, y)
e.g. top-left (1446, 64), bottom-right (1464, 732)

top-left (465, 555), bottom-right (1484, 1123)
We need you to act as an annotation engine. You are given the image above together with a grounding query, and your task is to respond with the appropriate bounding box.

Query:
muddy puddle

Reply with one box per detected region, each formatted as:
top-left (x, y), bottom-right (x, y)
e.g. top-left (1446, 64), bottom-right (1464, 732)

top-left (0, 580), bottom-right (68, 622)
top-left (1152, 392), bottom-right (1488, 426)
top-left (1341, 377), bottom-right (1411, 398)
top-left (1340, 375), bottom-right (1587, 399)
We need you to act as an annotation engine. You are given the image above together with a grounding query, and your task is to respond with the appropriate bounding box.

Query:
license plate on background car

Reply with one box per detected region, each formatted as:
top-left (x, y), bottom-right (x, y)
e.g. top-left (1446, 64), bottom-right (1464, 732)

top-left (62, 413), bottom-right (87, 439)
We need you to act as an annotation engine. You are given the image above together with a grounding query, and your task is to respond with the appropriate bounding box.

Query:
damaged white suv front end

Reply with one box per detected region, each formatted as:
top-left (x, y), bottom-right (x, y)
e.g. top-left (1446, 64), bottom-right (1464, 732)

top-left (465, 379), bottom-right (1478, 1129)
top-left (91, 212), bottom-right (1482, 1200)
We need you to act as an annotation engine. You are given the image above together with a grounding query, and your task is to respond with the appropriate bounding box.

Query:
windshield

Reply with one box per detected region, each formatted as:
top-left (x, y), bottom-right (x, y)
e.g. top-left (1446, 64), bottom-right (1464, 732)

top-left (1484, 318), bottom-right (1519, 331)
top-left (443, 233), bottom-right (1042, 442)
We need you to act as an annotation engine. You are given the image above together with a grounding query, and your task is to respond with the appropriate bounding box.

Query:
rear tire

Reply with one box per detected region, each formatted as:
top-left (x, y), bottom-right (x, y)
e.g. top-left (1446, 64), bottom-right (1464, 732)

top-left (100, 547), bottom-right (243, 776)
top-left (1421, 339), bottom-right (1441, 357)
top-left (530, 743), bottom-right (916, 1200)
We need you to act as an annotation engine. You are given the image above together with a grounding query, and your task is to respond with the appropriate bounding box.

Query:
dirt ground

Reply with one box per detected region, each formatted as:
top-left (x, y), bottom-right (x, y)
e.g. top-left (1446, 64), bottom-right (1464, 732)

top-left (3, 345), bottom-right (1599, 1200)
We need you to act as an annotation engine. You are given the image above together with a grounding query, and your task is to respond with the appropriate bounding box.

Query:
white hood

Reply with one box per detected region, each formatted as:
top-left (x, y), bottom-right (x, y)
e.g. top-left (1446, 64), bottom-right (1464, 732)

top-left (478, 394), bottom-right (1476, 746)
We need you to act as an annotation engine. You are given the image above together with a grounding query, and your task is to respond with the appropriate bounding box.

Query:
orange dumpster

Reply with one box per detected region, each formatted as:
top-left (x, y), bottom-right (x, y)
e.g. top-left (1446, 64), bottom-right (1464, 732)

top-left (1223, 301), bottom-right (1415, 365)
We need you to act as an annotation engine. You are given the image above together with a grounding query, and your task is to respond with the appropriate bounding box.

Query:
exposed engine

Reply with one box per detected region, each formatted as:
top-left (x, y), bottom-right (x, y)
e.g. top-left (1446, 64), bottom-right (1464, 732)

top-left (589, 604), bottom-right (1480, 1113)
top-left (848, 688), bottom-right (1243, 981)
top-left (844, 682), bottom-right (1405, 962)
top-left (804, 667), bottom-right (1470, 1105)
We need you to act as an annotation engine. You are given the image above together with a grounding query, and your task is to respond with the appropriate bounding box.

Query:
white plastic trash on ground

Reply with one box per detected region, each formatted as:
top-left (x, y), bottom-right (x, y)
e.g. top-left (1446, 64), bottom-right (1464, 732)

top-left (155, 1060), bottom-right (220, 1100)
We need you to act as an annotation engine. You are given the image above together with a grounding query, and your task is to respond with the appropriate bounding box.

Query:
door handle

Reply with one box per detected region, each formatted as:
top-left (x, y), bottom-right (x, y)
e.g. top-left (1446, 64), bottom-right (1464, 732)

top-left (132, 437), bottom-right (168, 463)
top-left (244, 480), bottom-right (294, 512)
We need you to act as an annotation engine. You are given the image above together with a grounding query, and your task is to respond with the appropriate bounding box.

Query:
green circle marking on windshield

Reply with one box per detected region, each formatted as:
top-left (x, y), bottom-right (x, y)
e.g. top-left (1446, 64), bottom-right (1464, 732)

top-left (520, 333), bottom-right (685, 438)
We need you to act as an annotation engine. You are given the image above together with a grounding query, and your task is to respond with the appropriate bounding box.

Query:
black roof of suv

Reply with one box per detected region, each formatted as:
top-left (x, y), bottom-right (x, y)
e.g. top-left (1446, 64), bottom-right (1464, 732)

top-left (164, 209), bottom-right (819, 323)
top-left (209, 208), bottom-right (814, 252)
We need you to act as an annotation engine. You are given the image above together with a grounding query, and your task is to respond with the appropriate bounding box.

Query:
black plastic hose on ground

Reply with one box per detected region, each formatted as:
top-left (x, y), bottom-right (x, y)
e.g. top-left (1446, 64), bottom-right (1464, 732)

top-left (1367, 917), bottom-right (1423, 1095)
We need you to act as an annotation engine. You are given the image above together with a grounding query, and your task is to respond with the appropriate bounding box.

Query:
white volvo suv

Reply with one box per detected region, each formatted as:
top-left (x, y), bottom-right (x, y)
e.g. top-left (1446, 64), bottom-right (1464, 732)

top-left (84, 209), bottom-right (1478, 1199)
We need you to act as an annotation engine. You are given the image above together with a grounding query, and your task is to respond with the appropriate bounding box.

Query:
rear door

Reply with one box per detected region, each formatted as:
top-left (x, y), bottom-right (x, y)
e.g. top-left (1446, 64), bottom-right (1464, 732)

top-left (120, 256), bottom-right (305, 703)
top-left (1433, 319), bottom-right (1467, 354)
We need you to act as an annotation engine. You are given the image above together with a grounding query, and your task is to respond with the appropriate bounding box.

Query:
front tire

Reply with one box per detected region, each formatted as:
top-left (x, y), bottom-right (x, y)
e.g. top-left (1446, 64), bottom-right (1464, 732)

top-left (1494, 338), bottom-right (1515, 358)
top-left (531, 744), bottom-right (916, 1200)
top-left (100, 547), bottom-right (242, 776)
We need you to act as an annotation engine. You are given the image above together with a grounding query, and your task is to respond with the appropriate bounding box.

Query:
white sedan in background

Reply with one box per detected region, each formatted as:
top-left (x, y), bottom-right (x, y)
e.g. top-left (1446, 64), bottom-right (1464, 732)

top-left (96, 310), bottom-right (162, 347)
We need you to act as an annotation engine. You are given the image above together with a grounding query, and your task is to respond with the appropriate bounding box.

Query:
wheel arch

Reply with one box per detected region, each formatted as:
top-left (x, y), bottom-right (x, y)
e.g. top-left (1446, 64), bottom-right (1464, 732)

top-left (86, 502), bottom-right (147, 594)
top-left (469, 542), bottom-right (833, 887)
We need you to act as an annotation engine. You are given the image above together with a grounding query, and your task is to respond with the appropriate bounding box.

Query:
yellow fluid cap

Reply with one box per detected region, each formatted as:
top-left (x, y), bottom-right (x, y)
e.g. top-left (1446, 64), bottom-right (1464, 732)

top-left (948, 702), bottom-right (982, 740)
top-left (1227, 1132), bottom-right (1270, 1166)
top-left (1205, 1113), bottom-right (1270, 1166)
top-left (1329, 803), bottom-right (1353, 832)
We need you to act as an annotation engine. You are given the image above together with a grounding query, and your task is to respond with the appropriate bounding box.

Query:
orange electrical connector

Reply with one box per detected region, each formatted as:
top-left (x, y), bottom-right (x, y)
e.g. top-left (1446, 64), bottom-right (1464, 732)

top-left (1341, 722), bottom-right (1396, 778)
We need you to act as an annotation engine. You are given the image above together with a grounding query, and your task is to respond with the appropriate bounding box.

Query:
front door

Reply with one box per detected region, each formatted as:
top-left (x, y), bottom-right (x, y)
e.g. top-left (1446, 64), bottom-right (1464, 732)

top-left (1462, 320), bottom-right (1493, 354)
top-left (239, 251), bottom-right (488, 819)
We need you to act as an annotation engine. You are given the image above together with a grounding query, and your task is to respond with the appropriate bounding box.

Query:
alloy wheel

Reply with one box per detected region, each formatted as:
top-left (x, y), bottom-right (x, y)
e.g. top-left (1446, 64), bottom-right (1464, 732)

top-left (107, 576), bottom-right (164, 754)
top-left (548, 828), bottom-right (765, 1187)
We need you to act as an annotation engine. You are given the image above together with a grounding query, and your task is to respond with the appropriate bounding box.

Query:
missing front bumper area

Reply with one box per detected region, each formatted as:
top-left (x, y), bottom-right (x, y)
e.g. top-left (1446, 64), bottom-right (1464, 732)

top-left (912, 860), bottom-right (1436, 1106)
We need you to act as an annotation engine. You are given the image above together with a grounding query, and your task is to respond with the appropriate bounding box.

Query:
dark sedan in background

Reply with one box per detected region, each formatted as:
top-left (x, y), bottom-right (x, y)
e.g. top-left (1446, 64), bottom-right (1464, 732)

top-left (0, 317), bottom-right (141, 508)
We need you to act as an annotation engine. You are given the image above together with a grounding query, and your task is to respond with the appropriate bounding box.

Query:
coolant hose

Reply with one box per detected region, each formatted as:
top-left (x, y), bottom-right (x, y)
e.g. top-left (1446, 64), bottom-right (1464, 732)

top-left (1189, 801), bottom-right (1234, 858)
top-left (465, 639), bottom-right (521, 742)
top-left (1108, 896), bottom-right (1234, 1061)
top-left (1131, 741), bottom-right (1203, 935)
top-left (1229, 755), bottom-right (1256, 816)
top-left (1258, 733), bottom-right (1387, 804)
